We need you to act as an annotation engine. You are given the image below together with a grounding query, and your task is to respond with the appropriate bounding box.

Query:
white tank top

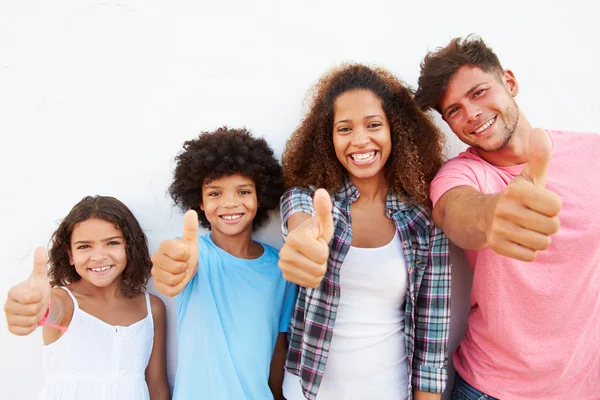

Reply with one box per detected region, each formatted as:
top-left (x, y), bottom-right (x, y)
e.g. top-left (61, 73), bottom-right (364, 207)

top-left (283, 232), bottom-right (410, 399)
top-left (39, 287), bottom-right (154, 400)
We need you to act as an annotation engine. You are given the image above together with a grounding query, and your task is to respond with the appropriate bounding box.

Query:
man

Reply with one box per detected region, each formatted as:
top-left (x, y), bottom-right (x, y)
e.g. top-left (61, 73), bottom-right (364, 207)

top-left (415, 36), bottom-right (600, 400)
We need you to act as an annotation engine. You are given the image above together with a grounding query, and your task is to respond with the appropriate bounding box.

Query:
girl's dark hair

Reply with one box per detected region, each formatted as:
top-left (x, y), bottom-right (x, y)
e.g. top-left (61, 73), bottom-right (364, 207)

top-left (282, 63), bottom-right (445, 208)
top-left (48, 196), bottom-right (151, 298)
top-left (169, 126), bottom-right (283, 230)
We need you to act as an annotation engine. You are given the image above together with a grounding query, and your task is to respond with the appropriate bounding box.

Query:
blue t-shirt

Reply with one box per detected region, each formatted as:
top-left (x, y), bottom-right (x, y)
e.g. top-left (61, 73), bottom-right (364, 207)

top-left (173, 234), bottom-right (297, 400)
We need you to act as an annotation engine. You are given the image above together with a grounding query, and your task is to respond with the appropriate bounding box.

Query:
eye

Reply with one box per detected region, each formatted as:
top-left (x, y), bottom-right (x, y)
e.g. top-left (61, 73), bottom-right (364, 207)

top-left (336, 126), bottom-right (352, 134)
top-left (446, 107), bottom-right (460, 119)
top-left (238, 189), bottom-right (252, 195)
top-left (207, 191), bottom-right (221, 197)
top-left (367, 122), bottom-right (382, 129)
top-left (473, 88), bottom-right (486, 98)
top-left (76, 244), bottom-right (90, 250)
top-left (107, 240), bottom-right (122, 246)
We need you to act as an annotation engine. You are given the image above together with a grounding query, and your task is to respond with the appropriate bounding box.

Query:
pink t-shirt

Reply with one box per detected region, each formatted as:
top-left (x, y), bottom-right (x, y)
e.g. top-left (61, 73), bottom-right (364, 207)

top-left (431, 130), bottom-right (600, 400)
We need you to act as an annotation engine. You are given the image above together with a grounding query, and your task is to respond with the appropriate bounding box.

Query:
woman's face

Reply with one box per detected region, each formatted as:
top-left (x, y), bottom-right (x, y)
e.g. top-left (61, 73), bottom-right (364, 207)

top-left (332, 89), bottom-right (392, 182)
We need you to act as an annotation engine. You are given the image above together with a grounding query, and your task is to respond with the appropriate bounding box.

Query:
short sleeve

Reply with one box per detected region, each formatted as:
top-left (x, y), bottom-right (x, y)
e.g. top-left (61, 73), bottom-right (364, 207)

top-left (279, 281), bottom-right (298, 332)
top-left (430, 157), bottom-right (485, 206)
top-left (280, 187), bottom-right (316, 239)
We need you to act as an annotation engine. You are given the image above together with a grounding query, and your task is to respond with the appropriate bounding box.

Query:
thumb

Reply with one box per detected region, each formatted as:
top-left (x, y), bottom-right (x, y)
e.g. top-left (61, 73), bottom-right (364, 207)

top-left (181, 210), bottom-right (199, 244)
top-left (313, 188), bottom-right (334, 244)
top-left (521, 128), bottom-right (552, 187)
top-left (30, 246), bottom-right (49, 284)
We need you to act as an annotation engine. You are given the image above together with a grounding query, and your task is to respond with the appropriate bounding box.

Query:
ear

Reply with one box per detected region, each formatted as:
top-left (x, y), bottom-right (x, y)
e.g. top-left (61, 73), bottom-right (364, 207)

top-left (502, 69), bottom-right (519, 97)
top-left (68, 249), bottom-right (73, 266)
top-left (199, 203), bottom-right (204, 211)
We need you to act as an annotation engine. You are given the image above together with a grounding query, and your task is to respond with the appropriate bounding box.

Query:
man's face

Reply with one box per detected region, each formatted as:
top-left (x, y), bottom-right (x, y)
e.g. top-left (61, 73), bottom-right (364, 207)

top-left (439, 65), bottom-right (520, 153)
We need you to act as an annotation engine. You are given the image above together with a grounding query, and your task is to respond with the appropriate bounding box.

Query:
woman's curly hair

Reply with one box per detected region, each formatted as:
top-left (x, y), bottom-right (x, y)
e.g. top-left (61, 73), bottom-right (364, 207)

top-left (169, 126), bottom-right (283, 230)
top-left (282, 64), bottom-right (446, 208)
top-left (48, 196), bottom-right (151, 298)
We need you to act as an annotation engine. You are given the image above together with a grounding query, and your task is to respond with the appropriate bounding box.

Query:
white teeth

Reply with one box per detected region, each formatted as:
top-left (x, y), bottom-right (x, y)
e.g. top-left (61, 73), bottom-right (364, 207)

top-left (474, 117), bottom-right (495, 134)
top-left (351, 151), bottom-right (375, 161)
top-left (91, 266), bottom-right (111, 272)
top-left (221, 214), bottom-right (242, 220)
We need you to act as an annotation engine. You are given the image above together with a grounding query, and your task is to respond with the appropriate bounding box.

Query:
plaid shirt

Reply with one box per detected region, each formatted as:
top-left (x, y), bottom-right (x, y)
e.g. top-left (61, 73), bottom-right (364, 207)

top-left (280, 179), bottom-right (451, 400)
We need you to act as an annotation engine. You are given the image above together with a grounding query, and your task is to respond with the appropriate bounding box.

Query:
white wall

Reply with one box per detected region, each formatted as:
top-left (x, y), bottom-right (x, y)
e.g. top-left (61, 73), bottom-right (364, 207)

top-left (1, 0), bottom-right (598, 398)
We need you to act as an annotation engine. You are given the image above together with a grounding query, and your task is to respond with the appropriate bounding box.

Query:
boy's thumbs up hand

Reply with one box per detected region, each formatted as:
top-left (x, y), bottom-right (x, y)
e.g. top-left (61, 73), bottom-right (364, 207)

top-left (485, 128), bottom-right (562, 261)
top-left (151, 210), bottom-right (200, 297)
top-left (5, 247), bottom-right (51, 336)
top-left (279, 189), bottom-right (334, 288)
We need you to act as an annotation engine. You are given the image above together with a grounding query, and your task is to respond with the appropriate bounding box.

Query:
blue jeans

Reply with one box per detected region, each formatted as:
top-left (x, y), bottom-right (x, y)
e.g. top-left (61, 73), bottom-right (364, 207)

top-left (451, 373), bottom-right (500, 400)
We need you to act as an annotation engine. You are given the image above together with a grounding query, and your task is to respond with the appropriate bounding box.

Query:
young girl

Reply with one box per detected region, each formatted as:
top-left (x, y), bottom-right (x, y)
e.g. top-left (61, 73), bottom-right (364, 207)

top-left (278, 64), bottom-right (451, 400)
top-left (4, 196), bottom-right (170, 400)
top-left (150, 127), bottom-right (297, 400)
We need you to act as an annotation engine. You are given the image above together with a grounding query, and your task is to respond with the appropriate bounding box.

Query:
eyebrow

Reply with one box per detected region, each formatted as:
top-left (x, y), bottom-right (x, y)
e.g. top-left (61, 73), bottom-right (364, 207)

top-left (205, 183), bottom-right (255, 189)
top-left (73, 236), bottom-right (123, 245)
top-left (334, 115), bottom-right (382, 125)
top-left (441, 82), bottom-right (486, 116)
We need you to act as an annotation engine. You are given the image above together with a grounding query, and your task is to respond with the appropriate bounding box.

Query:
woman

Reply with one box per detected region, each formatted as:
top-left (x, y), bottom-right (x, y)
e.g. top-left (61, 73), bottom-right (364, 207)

top-left (278, 64), bottom-right (450, 400)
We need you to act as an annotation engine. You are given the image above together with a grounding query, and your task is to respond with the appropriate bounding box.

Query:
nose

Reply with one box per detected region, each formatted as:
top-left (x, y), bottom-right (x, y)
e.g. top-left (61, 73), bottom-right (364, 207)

top-left (222, 192), bottom-right (239, 208)
top-left (90, 249), bottom-right (107, 261)
top-left (350, 127), bottom-right (370, 147)
top-left (465, 101), bottom-right (482, 123)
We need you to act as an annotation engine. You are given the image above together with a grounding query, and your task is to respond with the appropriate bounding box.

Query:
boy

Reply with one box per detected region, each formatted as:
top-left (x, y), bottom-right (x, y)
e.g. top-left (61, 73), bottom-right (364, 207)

top-left (151, 127), bottom-right (297, 400)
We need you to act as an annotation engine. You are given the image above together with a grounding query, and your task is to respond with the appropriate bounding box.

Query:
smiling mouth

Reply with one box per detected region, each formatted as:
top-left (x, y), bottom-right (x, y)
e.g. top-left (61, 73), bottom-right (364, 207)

top-left (349, 150), bottom-right (378, 165)
top-left (472, 117), bottom-right (496, 134)
top-left (89, 265), bottom-right (113, 273)
top-left (219, 213), bottom-right (244, 224)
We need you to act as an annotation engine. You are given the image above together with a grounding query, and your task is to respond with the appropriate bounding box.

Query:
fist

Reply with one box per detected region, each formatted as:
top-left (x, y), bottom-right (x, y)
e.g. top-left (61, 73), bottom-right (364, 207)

top-left (487, 128), bottom-right (562, 261)
top-left (5, 247), bottom-right (51, 335)
top-left (279, 189), bottom-right (334, 288)
top-left (151, 210), bottom-right (200, 297)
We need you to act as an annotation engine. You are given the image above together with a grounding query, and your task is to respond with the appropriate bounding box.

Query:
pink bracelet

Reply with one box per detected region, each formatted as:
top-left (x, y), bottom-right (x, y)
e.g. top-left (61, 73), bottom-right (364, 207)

top-left (38, 298), bottom-right (67, 333)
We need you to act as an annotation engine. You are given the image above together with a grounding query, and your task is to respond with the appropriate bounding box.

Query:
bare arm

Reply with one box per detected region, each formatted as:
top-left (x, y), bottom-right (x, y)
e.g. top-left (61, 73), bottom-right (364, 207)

top-left (268, 332), bottom-right (288, 400)
top-left (41, 288), bottom-right (74, 345)
top-left (432, 186), bottom-right (497, 250)
top-left (145, 295), bottom-right (171, 400)
top-left (413, 390), bottom-right (441, 400)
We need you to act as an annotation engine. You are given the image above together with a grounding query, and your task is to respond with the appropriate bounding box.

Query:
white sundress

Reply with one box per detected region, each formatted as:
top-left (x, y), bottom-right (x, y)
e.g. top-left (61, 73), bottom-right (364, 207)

top-left (39, 287), bottom-right (154, 400)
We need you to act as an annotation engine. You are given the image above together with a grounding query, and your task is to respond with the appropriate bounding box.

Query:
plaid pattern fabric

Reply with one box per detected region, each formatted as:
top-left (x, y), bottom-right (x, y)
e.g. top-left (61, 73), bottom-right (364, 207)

top-left (280, 179), bottom-right (451, 400)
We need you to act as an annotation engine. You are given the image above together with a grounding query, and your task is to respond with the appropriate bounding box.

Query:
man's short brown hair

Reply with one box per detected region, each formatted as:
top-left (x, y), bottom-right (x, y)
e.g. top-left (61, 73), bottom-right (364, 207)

top-left (415, 35), bottom-right (504, 113)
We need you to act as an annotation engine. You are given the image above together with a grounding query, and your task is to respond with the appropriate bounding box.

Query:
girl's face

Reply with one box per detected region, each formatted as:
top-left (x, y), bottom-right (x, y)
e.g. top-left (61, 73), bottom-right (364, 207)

top-left (332, 89), bottom-right (392, 183)
top-left (68, 218), bottom-right (128, 289)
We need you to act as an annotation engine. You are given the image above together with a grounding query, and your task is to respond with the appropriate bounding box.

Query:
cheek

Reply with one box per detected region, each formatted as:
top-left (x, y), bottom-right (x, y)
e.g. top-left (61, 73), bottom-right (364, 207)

top-left (332, 137), bottom-right (347, 162)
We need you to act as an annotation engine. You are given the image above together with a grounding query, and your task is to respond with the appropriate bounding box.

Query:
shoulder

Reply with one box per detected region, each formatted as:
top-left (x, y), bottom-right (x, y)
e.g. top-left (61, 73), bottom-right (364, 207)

top-left (281, 186), bottom-right (315, 204)
top-left (197, 233), bottom-right (214, 251)
top-left (259, 242), bottom-right (280, 261)
top-left (548, 129), bottom-right (600, 148)
top-left (148, 294), bottom-right (166, 320)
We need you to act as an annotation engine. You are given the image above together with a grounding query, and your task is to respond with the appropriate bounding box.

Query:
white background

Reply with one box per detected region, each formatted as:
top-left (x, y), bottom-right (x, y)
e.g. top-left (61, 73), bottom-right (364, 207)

top-left (1, 0), bottom-right (598, 398)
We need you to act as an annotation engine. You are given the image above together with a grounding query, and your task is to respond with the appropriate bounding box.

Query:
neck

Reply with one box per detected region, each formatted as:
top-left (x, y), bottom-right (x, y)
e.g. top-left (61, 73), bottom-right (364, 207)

top-left (476, 111), bottom-right (533, 167)
top-left (210, 229), bottom-right (262, 259)
top-left (74, 277), bottom-right (124, 300)
top-left (350, 172), bottom-right (389, 203)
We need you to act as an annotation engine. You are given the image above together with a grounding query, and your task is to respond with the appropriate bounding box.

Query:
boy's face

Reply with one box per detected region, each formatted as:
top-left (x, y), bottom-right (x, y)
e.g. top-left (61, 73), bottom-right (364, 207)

top-left (439, 65), bottom-right (520, 153)
top-left (200, 174), bottom-right (258, 237)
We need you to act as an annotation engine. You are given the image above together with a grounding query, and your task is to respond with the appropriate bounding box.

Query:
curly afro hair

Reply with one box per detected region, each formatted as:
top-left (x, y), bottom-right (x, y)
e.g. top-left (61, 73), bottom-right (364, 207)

top-left (169, 126), bottom-right (283, 230)
top-left (282, 63), bottom-right (446, 208)
top-left (48, 196), bottom-right (151, 299)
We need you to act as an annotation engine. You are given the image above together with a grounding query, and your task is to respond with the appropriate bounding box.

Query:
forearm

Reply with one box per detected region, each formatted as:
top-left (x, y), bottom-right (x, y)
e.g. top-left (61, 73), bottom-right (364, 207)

top-left (148, 381), bottom-right (171, 400)
top-left (413, 390), bottom-right (441, 400)
top-left (269, 333), bottom-right (287, 400)
top-left (433, 187), bottom-right (498, 250)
